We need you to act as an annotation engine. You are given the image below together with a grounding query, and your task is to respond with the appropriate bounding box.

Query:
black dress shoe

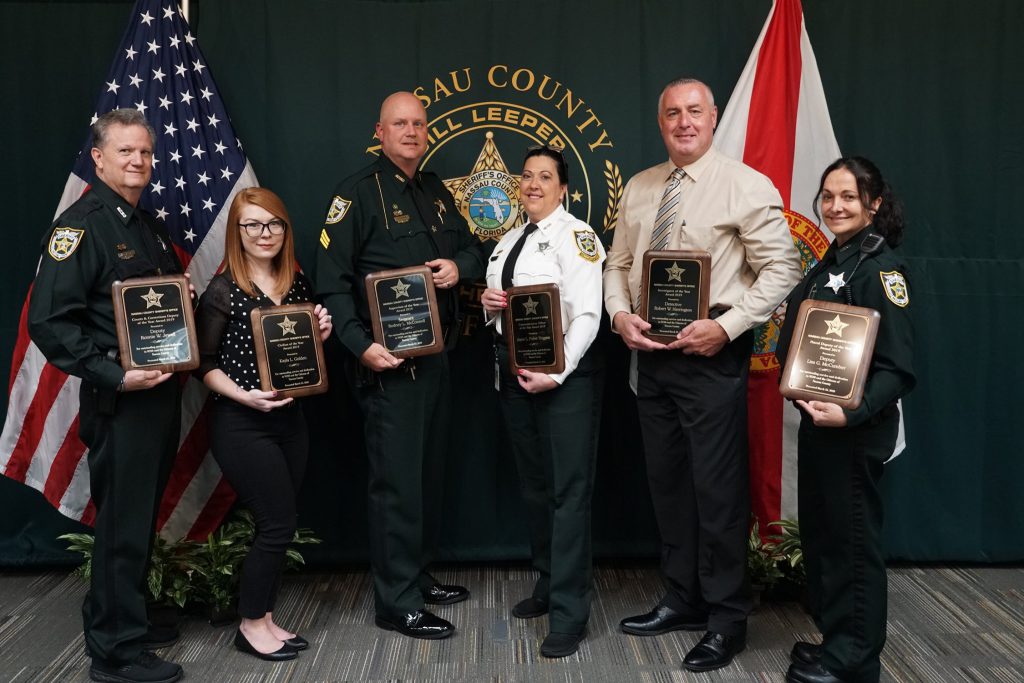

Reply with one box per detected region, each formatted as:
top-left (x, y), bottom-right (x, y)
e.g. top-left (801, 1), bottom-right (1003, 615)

top-left (139, 624), bottom-right (179, 649)
top-left (232, 629), bottom-right (298, 661)
top-left (619, 605), bottom-right (708, 635)
top-left (511, 596), bottom-right (549, 619)
top-left (423, 583), bottom-right (470, 605)
top-left (89, 651), bottom-right (182, 683)
top-left (284, 634), bottom-right (309, 651)
top-left (374, 609), bottom-right (455, 640)
top-left (540, 631), bottom-right (585, 658)
top-left (791, 641), bottom-right (822, 665)
top-left (682, 630), bottom-right (746, 672)
top-left (786, 660), bottom-right (845, 683)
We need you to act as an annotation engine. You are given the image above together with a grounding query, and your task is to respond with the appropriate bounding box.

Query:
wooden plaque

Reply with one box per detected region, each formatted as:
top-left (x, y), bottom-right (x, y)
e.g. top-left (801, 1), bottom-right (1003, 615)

top-left (250, 303), bottom-right (329, 398)
top-left (365, 265), bottom-right (444, 358)
top-left (779, 300), bottom-right (880, 410)
top-left (639, 249), bottom-right (711, 343)
top-left (112, 274), bottom-right (198, 373)
top-left (503, 283), bottom-right (565, 375)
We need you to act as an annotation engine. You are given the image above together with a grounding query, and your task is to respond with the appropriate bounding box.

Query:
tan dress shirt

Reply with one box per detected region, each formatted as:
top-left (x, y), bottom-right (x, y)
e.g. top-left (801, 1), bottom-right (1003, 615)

top-left (603, 147), bottom-right (802, 341)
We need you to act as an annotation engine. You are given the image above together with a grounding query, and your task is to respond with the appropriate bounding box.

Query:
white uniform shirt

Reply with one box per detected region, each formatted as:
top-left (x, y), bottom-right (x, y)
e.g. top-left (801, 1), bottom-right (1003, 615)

top-left (485, 205), bottom-right (606, 384)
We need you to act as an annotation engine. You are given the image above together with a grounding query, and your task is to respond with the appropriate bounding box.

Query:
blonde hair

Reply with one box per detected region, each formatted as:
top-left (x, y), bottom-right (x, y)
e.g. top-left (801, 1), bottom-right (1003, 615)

top-left (222, 187), bottom-right (297, 299)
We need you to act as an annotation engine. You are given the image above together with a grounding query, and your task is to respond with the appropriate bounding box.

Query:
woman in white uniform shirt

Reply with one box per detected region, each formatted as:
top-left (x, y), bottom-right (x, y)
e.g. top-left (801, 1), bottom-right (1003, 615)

top-left (481, 145), bottom-right (606, 658)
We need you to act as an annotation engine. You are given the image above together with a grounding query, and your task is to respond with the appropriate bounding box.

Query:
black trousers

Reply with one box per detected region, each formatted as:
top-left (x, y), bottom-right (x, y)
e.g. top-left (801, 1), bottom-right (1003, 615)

top-left (497, 344), bottom-right (603, 634)
top-left (635, 332), bottom-right (753, 636)
top-left (357, 353), bottom-right (450, 619)
top-left (210, 399), bottom-right (308, 619)
top-left (78, 379), bottom-right (180, 664)
top-left (799, 406), bottom-right (897, 683)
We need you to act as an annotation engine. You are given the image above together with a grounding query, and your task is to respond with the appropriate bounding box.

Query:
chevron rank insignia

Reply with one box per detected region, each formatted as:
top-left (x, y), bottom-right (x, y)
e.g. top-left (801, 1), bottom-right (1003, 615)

top-left (574, 230), bottom-right (599, 262)
top-left (319, 228), bottom-right (331, 249)
top-left (325, 195), bottom-right (351, 225)
top-left (47, 227), bottom-right (85, 261)
top-left (880, 270), bottom-right (909, 307)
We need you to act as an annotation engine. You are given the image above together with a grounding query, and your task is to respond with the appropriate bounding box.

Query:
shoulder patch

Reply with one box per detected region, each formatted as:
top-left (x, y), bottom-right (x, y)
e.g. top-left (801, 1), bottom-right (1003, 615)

top-left (574, 230), bottom-right (599, 262)
top-left (324, 195), bottom-right (352, 225)
top-left (880, 270), bottom-right (909, 307)
top-left (48, 227), bottom-right (85, 261)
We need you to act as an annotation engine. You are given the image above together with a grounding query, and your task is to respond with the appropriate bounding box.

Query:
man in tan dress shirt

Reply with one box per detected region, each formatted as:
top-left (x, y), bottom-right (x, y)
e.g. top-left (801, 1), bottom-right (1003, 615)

top-left (604, 78), bottom-right (802, 672)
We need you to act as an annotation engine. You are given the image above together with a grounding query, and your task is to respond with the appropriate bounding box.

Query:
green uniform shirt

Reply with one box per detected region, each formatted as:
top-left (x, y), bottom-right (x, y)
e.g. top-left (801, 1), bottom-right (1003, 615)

top-left (27, 178), bottom-right (183, 391)
top-left (315, 154), bottom-right (486, 358)
top-left (778, 227), bottom-right (915, 427)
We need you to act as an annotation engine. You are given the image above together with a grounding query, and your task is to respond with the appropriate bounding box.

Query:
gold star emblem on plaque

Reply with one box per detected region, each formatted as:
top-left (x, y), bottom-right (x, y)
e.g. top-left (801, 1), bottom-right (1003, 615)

top-left (522, 296), bottom-right (540, 315)
top-left (277, 316), bottom-right (298, 336)
top-left (824, 314), bottom-right (850, 337)
top-left (391, 279), bottom-right (411, 298)
top-left (141, 287), bottom-right (164, 309)
top-left (665, 262), bottom-right (685, 282)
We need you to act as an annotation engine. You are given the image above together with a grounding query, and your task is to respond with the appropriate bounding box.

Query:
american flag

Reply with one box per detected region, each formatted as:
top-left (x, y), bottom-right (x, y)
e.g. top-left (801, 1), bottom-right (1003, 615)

top-left (0, 0), bottom-right (257, 540)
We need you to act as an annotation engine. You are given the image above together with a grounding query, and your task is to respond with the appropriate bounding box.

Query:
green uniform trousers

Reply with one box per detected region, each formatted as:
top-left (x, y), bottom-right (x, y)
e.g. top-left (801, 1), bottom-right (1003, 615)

top-left (358, 353), bottom-right (450, 619)
top-left (498, 344), bottom-right (603, 634)
top-left (78, 378), bottom-right (180, 664)
top-left (798, 405), bottom-right (898, 683)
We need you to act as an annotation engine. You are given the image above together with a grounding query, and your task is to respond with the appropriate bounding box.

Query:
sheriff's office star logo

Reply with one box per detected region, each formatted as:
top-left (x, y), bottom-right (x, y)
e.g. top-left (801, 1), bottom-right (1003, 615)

top-left (665, 262), bottom-right (685, 282)
top-left (574, 230), bottom-right (599, 262)
top-left (522, 296), bottom-right (540, 315)
top-left (325, 195), bottom-right (351, 225)
top-left (47, 227), bottom-right (85, 261)
top-left (826, 272), bottom-right (846, 294)
top-left (391, 279), bottom-right (411, 298)
top-left (443, 132), bottom-right (523, 240)
top-left (880, 270), bottom-right (909, 307)
top-left (277, 316), bottom-right (298, 336)
top-left (141, 287), bottom-right (164, 309)
top-left (824, 314), bottom-right (850, 337)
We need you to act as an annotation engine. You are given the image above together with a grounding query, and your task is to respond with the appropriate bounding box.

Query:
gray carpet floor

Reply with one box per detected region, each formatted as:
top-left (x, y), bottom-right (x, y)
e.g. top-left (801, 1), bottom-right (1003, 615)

top-left (1, 563), bottom-right (1022, 682)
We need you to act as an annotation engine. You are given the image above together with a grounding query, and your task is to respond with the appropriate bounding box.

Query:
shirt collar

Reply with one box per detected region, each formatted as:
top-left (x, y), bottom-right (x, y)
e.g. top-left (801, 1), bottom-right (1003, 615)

top-left (378, 153), bottom-right (417, 191)
top-left (833, 226), bottom-right (878, 267)
top-left (533, 205), bottom-right (567, 233)
top-left (90, 177), bottom-right (136, 225)
top-left (670, 146), bottom-right (718, 184)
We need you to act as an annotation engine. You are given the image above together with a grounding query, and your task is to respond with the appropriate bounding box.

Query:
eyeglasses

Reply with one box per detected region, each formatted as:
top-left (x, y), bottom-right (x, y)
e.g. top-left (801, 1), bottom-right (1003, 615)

top-left (239, 219), bottom-right (286, 237)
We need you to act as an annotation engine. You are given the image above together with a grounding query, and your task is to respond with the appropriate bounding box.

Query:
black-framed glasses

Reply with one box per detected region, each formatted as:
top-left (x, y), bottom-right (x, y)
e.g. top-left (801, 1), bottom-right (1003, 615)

top-left (239, 219), bottom-right (286, 237)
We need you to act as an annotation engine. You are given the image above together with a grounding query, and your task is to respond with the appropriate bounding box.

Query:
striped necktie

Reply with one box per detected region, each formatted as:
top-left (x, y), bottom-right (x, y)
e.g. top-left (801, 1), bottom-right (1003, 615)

top-left (650, 168), bottom-right (686, 251)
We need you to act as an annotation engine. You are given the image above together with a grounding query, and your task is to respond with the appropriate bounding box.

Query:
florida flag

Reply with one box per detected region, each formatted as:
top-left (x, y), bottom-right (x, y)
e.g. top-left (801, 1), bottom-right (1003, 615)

top-left (1, 0), bottom-right (256, 540)
top-left (715, 0), bottom-right (839, 525)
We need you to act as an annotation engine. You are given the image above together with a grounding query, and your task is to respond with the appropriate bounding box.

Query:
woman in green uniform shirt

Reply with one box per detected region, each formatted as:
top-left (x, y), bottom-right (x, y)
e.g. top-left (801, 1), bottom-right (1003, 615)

top-left (777, 157), bottom-right (915, 683)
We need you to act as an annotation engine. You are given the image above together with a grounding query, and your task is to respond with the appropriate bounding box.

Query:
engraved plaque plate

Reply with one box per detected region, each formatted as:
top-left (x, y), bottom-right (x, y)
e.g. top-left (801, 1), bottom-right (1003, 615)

top-left (504, 283), bottom-right (565, 375)
top-left (639, 249), bottom-right (711, 343)
top-left (112, 275), bottom-right (198, 373)
top-left (251, 303), bottom-right (329, 398)
top-left (779, 300), bottom-right (880, 410)
top-left (365, 266), bottom-right (444, 358)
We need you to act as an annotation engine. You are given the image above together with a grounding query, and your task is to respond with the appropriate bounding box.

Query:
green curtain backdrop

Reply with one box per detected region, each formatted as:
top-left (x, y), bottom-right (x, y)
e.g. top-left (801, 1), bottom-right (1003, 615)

top-left (1, 0), bottom-right (1022, 566)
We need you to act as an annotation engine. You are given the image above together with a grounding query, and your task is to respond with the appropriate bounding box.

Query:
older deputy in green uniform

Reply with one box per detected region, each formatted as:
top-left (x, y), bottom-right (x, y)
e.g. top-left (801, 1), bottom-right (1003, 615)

top-left (776, 157), bottom-right (915, 683)
top-left (27, 109), bottom-right (185, 683)
top-left (315, 91), bottom-right (487, 640)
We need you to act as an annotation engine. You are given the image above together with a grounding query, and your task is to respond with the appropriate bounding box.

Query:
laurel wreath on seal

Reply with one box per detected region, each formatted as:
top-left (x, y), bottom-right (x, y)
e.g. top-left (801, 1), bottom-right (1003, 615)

top-left (602, 160), bottom-right (624, 233)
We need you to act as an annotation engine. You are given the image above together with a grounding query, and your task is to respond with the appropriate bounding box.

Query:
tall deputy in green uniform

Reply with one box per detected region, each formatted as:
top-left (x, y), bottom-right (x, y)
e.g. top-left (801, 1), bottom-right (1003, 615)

top-left (28, 109), bottom-right (185, 683)
top-left (315, 92), bottom-right (487, 640)
top-left (776, 157), bottom-right (915, 683)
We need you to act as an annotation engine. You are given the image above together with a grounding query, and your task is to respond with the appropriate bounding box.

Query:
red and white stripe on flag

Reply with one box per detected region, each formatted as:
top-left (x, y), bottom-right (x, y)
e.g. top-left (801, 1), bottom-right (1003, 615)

top-left (715, 0), bottom-right (839, 525)
top-left (0, 0), bottom-right (258, 541)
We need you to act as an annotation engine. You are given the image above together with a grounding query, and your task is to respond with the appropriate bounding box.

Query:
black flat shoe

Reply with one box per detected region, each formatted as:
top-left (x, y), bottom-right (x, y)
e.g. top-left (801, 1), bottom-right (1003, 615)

top-left (423, 583), bottom-right (470, 605)
top-left (619, 604), bottom-right (708, 635)
top-left (233, 629), bottom-right (297, 661)
top-left (786, 660), bottom-right (845, 683)
top-left (374, 609), bottom-right (455, 639)
top-left (511, 596), bottom-right (549, 619)
top-left (283, 634), bottom-right (309, 651)
top-left (540, 631), bottom-right (585, 658)
top-left (682, 630), bottom-right (746, 672)
top-left (790, 641), bottom-right (821, 665)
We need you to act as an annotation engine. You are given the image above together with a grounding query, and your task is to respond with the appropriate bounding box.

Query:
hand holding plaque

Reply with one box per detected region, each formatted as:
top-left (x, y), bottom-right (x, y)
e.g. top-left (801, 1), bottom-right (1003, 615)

top-left (112, 275), bottom-right (199, 373)
top-left (250, 303), bottom-right (329, 398)
top-left (365, 266), bottom-right (444, 358)
top-left (503, 283), bottom-right (565, 375)
top-left (639, 250), bottom-right (711, 343)
top-left (779, 300), bottom-right (880, 410)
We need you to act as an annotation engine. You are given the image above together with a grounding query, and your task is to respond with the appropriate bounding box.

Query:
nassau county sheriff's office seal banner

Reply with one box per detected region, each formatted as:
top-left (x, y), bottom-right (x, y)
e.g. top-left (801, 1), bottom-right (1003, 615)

top-left (196, 0), bottom-right (784, 562)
